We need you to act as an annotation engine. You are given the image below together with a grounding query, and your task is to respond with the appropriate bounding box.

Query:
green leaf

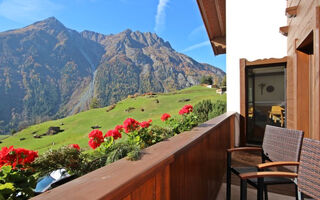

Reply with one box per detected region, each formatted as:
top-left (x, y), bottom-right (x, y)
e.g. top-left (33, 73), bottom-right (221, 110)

top-left (0, 183), bottom-right (15, 191)
top-left (0, 166), bottom-right (12, 175)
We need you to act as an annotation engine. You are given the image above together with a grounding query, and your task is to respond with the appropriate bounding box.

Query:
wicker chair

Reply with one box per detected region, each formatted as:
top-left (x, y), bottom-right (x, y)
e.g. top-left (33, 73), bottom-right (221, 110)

top-left (239, 138), bottom-right (320, 200)
top-left (226, 125), bottom-right (304, 200)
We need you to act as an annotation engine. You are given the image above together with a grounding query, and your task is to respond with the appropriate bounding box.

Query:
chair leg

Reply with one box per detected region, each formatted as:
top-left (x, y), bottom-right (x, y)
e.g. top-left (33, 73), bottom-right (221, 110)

top-left (264, 185), bottom-right (268, 200)
top-left (227, 152), bottom-right (231, 200)
top-left (300, 193), bottom-right (304, 200)
top-left (257, 178), bottom-right (264, 200)
top-left (295, 184), bottom-right (300, 200)
top-left (240, 179), bottom-right (247, 200)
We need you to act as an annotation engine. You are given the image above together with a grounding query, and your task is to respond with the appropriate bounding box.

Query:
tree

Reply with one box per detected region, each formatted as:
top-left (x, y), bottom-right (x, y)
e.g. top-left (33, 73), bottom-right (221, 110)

top-left (90, 98), bottom-right (100, 109)
top-left (200, 76), bottom-right (213, 85)
top-left (221, 75), bottom-right (226, 87)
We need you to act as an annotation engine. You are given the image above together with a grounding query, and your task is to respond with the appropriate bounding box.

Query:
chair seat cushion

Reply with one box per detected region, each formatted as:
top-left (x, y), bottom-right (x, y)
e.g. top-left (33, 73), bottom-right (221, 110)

top-left (232, 167), bottom-right (293, 186)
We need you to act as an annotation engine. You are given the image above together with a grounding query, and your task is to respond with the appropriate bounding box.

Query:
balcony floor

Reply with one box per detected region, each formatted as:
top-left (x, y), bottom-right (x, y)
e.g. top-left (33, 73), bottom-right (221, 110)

top-left (217, 183), bottom-right (295, 200)
top-left (217, 150), bottom-right (297, 199)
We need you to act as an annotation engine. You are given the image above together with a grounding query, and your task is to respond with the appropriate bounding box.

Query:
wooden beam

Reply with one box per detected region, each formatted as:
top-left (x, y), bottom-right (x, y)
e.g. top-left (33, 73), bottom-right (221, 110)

top-left (196, 0), bottom-right (226, 55)
top-left (214, 0), bottom-right (225, 35)
top-left (286, 6), bottom-right (298, 18)
top-left (211, 36), bottom-right (226, 50)
top-left (280, 26), bottom-right (289, 36)
top-left (246, 57), bottom-right (287, 66)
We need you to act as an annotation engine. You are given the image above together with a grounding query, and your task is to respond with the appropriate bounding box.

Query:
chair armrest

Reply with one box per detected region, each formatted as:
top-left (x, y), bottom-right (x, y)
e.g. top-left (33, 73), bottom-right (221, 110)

top-left (257, 161), bottom-right (300, 169)
top-left (239, 171), bottom-right (298, 179)
top-left (227, 147), bottom-right (262, 153)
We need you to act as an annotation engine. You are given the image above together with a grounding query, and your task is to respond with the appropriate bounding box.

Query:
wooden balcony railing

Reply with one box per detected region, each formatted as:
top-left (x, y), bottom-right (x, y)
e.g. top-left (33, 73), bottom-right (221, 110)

top-left (33, 112), bottom-right (237, 200)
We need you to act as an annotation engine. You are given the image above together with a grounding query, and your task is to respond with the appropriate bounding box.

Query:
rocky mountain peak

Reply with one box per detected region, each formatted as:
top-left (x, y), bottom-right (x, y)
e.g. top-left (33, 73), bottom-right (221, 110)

top-left (29, 17), bottom-right (66, 31)
top-left (121, 29), bottom-right (132, 35)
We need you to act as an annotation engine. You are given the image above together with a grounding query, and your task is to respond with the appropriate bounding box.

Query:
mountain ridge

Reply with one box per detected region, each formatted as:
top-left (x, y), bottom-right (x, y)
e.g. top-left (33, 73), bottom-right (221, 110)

top-left (0, 17), bottom-right (225, 134)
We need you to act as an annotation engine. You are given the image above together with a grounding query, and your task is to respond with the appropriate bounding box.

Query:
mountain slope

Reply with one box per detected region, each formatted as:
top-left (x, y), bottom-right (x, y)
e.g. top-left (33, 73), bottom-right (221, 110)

top-left (0, 86), bottom-right (226, 154)
top-left (0, 17), bottom-right (225, 133)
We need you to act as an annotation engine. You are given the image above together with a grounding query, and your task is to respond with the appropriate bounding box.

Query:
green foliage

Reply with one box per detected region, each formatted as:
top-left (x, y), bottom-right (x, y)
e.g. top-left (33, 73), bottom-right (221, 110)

top-left (200, 76), bottom-right (213, 85)
top-left (166, 113), bottom-right (199, 134)
top-left (0, 166), bottom-right (36, 200)
top-left (208, 100), bottom-right (227, 119)
top-left (126, 148), bottom-right (141, 161)
top-left (193, 100), bottom-right (213, 123)
top-left (136, 125), bottom-right (173, 148)
top-left (193, 99), bottom-right (226, 122)
top-left (90, 98), bottom-right (100, 109)
top-left (104, 140), bottom-right (141, 163)
top-left (31, 146), bottom-right (83, 177)
top-left (221, 75), bottom-right (226, 87)
top-left (31, 140), bottom-right (143, 178)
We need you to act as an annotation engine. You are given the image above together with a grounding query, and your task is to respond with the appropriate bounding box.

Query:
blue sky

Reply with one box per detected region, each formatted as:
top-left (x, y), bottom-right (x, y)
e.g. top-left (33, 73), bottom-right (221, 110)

top-left (0, 0), bottom-right (226, 71)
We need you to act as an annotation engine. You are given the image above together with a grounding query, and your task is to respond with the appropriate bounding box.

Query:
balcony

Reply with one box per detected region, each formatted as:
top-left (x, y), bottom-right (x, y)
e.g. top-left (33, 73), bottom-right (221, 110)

top-left (32, 112), bottom-right (296, 200)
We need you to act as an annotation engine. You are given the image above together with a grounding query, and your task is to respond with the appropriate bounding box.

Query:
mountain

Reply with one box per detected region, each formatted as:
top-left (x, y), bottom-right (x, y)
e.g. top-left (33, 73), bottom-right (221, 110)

top-left (0, 17), bottom-right (225, 133)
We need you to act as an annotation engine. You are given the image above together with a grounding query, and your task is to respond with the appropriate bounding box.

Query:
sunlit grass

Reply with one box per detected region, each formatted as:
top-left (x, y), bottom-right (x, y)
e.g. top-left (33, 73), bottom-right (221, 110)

top-left (0, 86), bottom-right (226, 154)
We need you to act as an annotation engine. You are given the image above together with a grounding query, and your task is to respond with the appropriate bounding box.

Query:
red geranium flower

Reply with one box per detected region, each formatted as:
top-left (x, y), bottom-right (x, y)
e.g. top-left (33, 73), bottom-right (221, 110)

top-left (0, 146), bottom-right (38, 168)
top-left (70, 144), bottom-right (80, 150)
top-left (140, 119), bottom-right (152, 128)
top-left (88, 129), bottom-right (104, 149)
top-left (115, 125), bottom-right (123, 132)
top-left (161, 113), bottom-right (171, 121)
top-left (105, 129), bottom-right (122, 140)
top-left (179, 104), bottom-right (193, 115)
top-left (123, 118), bottom-right (140, 133)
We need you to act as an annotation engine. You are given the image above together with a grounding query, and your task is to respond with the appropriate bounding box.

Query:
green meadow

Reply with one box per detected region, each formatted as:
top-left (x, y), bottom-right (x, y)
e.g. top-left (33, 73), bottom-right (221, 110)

top-left (0, 86), bottom-right (226, 154)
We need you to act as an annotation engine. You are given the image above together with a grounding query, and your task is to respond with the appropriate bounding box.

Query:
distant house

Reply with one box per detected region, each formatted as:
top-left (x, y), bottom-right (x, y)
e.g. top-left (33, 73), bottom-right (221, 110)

top-left (216, 87), bottom-right (226, 95)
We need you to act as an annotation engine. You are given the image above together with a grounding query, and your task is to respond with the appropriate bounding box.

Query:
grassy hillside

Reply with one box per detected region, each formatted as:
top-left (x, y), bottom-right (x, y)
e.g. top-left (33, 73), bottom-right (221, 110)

top-left (0, 86), bottom-right (226, 154)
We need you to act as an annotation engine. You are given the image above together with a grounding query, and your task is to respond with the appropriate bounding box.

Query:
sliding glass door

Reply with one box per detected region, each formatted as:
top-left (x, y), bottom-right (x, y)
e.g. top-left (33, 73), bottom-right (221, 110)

top-left (246, 65), bottom-right (286, 144)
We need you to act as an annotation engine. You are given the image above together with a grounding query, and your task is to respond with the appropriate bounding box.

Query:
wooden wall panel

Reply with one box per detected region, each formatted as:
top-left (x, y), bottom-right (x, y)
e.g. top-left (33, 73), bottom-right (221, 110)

top-left (286, 0), bottom-right (320, 139)
top-left (296, 51), bottom-right (310, 138)
top-left (286, 52), bottom-right (297, 129)
top-left (312, 6), bottom-right (320, 140)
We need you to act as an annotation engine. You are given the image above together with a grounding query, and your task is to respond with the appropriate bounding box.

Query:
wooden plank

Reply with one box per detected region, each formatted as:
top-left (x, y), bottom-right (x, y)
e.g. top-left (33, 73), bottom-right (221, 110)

top-left (286, 43), bottom-right (298, 129)
top-left (131, 177), bottom-right (155, 200)
top-left (196, 0), bottom-right (226, 55)
top-left (286, 6), bottom-right (298, 18)
top-left (245, 57), bottom-right (287, 66)
top-left (184, 140), bottom-right (204, 200)
top-left (155, 166), bottom-right (170, 200)
top-left (280, 26), bottom-right (289, 36)
top-left (122, 195), bottom-right (131, 200)
top-left (229, 114), bottom-right (235, 148)
top-left (239, 59), bottom-right (246, 146)
top-left (312, 6), bottom-right (320, 140)
top-left (296, 51), bottom-right (310, 138)
top-left (170, 152), bottom-right (185, 200)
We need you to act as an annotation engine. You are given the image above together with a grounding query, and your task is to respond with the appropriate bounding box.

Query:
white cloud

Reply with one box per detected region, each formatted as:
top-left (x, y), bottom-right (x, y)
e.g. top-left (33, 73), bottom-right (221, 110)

top-left (154, 0), bottom-right (170, 33)
top-left (188, 25), bottom-right (206, 39)
top-left (182, 41), bottom-right (210, 52)
top-left (0, 0), bottom-right (62, 23)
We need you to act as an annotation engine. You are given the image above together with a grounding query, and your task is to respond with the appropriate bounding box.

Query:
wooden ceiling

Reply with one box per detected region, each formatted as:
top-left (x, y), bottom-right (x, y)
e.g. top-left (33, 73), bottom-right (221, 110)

top-left (197, 0), bottom-right (226, 55)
